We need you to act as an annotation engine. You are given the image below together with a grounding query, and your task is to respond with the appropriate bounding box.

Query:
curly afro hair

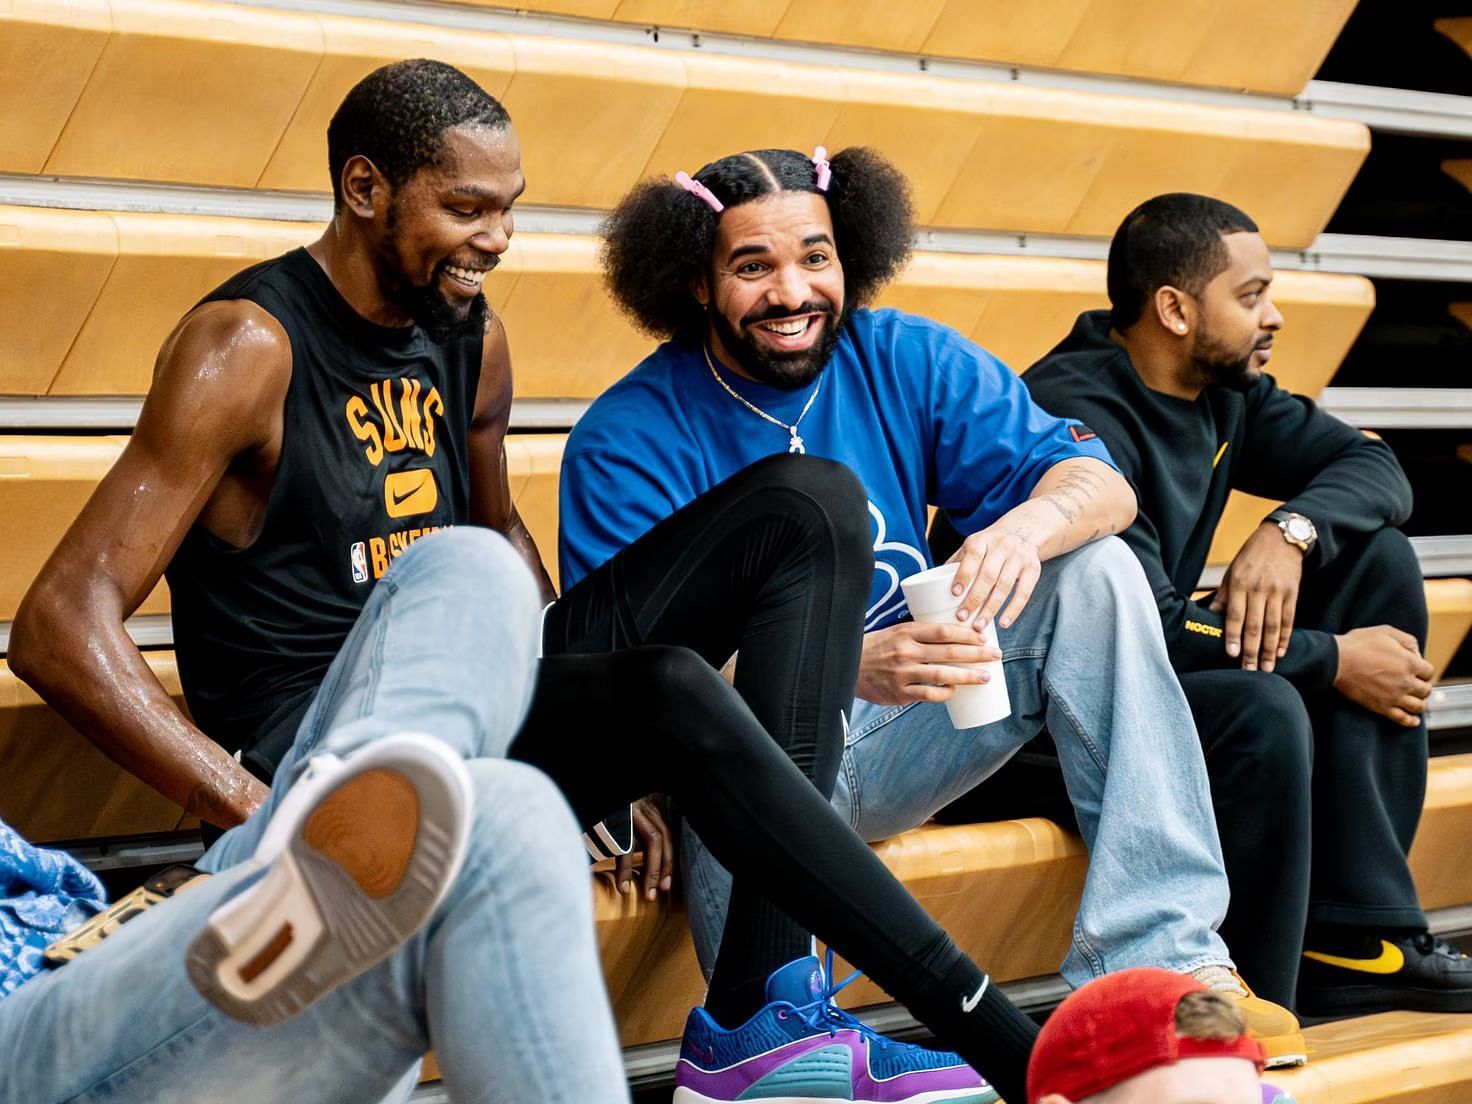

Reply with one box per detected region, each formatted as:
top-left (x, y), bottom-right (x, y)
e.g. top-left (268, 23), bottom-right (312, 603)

top-left (327, 59), bottom-right (511, 209)
top-left (601, 146), bottom-right (914, 341)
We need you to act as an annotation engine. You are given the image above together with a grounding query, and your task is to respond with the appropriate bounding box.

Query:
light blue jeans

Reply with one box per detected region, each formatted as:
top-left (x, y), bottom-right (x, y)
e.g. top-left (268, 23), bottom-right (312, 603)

top-left (686, 536), bottom-right (1235, 990)
top-left (0, 529), bottom-right (628, 1104)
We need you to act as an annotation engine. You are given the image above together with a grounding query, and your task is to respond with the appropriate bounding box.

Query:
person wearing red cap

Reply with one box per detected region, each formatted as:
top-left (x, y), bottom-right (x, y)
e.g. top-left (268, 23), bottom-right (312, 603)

top-left (1028, 968), bottom-right (1296, 1104)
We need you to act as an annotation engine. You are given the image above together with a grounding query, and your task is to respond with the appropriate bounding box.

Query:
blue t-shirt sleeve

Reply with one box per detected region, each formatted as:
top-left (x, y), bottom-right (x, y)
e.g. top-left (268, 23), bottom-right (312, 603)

top-left (559, 439), bottom-right (689, 590)
top-left (928, 333), bottom-right (1118, 535)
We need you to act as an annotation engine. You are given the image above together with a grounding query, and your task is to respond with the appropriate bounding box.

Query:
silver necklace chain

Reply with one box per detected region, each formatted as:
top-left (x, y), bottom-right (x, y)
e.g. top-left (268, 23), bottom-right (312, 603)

top-left (703, 343), bottom-right (822, 455)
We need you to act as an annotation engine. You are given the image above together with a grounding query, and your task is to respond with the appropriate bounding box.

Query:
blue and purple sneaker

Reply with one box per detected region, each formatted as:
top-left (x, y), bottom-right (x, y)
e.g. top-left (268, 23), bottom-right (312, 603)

top-left (1262, 1084), bottom-right (1298, 1103)
top-left (674, 954), bottom-right (997, 1104)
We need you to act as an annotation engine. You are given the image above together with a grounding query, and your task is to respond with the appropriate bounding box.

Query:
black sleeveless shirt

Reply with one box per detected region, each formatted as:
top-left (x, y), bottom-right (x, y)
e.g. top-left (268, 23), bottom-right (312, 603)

top-left (167, 248), bottom-right (480, 778)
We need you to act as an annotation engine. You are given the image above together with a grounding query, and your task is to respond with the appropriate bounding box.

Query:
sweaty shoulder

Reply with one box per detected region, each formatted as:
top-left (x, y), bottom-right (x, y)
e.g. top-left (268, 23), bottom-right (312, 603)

top-left (143, 299), bottom-right (291, 448)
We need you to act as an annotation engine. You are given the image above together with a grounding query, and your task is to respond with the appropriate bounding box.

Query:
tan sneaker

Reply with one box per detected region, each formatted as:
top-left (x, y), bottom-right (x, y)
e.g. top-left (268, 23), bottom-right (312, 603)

top-left (1191, 965), bottom-right (1308, 1069)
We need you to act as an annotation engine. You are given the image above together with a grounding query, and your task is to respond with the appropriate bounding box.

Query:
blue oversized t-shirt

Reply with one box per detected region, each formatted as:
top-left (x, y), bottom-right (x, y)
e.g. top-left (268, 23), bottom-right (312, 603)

top-left (560, 308), bottom-right (1116, 629)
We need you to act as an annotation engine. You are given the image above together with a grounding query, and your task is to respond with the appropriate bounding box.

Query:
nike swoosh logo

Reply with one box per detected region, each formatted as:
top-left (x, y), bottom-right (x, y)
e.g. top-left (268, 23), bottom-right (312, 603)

top-left (961, 975), bottom-right (990, 1013)
top-left (1303, 940), bottom-right (1406, 975)
top-left (384, 469), bottom-right (438, 518)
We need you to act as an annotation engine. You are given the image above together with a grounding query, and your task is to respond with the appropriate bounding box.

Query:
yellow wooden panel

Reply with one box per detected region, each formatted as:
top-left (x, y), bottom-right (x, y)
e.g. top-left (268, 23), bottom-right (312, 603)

top-left (922, 0), bottom-right (1088, 69)
top-left (501, 35), bottom-right (685, 209)
top-left (488, 0), bottom-right (620, 16)
top-left (1212, 112), bottom-right (1368, 252)
top-left (931, 86), bottom-right (1108, 236)
top-left (53, 213), bottom-right (317, 396)
top-left (0, 437), bottom-right (169, 621)
top-left (1265, 271), bottom-right (1375, 398)
top-left (610, 0), bottom-right (789, 36)
top-left (1208, 491), bottom-right (1278, 566)
top-left (497, 235), bottom-right (655, 401)
top-left (876, 253), bottom-right (995, 342)
top-left (0, 654), bottom-right (190, 843)
top-left (926, 86), bottom-right (1367, 248)
top-left (257, 16), bottom-right (516, 194)
top-left (640, 53), bottom-right (844, 185)
top-left (505, 433), bottom-right (565, 590)
top-left (822, 71), bottom-right (988, 225)
top-left (0, 206), bottom-right (118, 394)
top-left (1435, 17), bottom-right (1472, 62)
top-left (46, 0), bottom-right (323, 186)
top-left (1426, 579), bottom-right (1472, 682)
top-left (1053, 0), bottom-right (1221, 89)
top-left (1273, 1011), bottom-right (1472, 1103)
top-left (0, 0), bottom-right (113, 174)
top-left (1182, 0), bottom-right (1357, 96)
top-left (1409, 754), bottom-right (1472, 912)
top-left (1443, 160), bottom-right (1472, 197)
top-left (773, 0), bottom-right (947, 53)
top-left (972, 259), bottom-right (1103, 372)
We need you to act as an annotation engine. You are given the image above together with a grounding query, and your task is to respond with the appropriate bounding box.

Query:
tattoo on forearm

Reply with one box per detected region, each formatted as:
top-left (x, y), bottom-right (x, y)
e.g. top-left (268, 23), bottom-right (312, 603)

top-left (1036, 467), bottom-right (1105, 526)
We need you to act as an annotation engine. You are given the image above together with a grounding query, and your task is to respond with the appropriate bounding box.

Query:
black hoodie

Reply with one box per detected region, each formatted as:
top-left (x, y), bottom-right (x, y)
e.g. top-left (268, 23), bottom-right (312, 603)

top-left (1025, 309), bottom-right (1413, 694)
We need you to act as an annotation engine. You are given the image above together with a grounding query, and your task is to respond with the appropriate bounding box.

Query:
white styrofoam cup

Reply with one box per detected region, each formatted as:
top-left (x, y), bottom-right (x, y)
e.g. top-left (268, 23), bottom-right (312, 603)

top-left (900, 562), bottom-right (1012, 729)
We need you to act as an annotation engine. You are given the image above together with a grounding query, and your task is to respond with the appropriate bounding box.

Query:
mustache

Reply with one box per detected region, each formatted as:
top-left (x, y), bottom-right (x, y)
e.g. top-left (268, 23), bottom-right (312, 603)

top-left (441, 254), bottom-right (500, 274)
top-left (741, 300), bottom-right (834, 328)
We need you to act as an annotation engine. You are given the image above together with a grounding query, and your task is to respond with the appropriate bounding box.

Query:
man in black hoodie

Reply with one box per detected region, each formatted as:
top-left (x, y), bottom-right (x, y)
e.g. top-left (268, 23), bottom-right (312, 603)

top-left (1023, 192), bottom-right (1471, 1016)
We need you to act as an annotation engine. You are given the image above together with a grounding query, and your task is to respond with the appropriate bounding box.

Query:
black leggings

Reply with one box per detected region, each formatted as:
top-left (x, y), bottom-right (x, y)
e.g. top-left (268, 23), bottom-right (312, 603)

top-left (510, 455), bottom-right (1037, 1102)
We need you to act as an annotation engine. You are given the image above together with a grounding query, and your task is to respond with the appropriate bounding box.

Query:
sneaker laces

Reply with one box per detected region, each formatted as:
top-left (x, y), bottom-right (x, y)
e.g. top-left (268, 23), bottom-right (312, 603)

top-left (787, 950), bottom-right (894, 1050)
top-left (1410, 932), bottom-right (1468, 960)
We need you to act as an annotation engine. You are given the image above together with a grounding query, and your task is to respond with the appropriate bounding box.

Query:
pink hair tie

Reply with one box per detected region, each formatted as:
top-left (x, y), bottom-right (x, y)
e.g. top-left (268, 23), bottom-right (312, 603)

top-left (675, 171), bottom-right (725, 214)
top-left (811, 146), bottom-right (832, 192)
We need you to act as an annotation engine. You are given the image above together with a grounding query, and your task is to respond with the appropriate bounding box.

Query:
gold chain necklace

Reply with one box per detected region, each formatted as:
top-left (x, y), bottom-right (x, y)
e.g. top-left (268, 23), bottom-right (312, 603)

top-left (703, 343), bottom-right (822, 455)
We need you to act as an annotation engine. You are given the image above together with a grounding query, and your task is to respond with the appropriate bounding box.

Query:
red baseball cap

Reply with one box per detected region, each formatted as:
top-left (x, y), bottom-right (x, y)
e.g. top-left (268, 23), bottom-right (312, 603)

top-left (1027, 968), bottom-right (1267, 1103)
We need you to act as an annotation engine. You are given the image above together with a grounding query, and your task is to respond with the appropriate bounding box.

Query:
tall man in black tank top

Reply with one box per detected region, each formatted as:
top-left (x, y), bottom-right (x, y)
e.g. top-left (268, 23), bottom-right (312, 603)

top-left (14, 60), bottom-right (1047, 1103)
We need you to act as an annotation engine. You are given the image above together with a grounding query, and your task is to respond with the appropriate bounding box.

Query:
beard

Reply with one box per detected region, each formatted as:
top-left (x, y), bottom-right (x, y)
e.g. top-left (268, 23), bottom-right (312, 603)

top-left (377, 205), bottom-right (492, 345)
top-left (1193, 328), bottom-right (1267, 392)
top-left (710, 298), bottom-right (846, 391)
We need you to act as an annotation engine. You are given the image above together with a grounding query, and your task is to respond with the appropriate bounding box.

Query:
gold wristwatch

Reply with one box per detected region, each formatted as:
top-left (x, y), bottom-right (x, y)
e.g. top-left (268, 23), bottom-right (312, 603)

top-left (1269, 510), bottom-right (1317, 555)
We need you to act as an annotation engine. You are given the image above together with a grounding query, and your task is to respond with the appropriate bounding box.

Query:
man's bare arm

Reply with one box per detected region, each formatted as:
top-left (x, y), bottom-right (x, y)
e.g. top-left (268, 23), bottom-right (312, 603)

top-left (9, 301), bottom-right (289, 828)
top-left (468, 313), bottom-right (556, 605)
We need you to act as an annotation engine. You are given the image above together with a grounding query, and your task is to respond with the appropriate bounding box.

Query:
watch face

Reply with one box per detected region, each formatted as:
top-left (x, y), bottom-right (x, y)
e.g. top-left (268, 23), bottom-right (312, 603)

top-left (1286, 516), bottom-right (1314, 542)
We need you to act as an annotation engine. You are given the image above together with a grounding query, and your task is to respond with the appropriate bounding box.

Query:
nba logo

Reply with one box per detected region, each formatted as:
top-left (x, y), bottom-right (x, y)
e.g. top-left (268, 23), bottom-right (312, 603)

top-left (349, 541), bottom-right (369, 583)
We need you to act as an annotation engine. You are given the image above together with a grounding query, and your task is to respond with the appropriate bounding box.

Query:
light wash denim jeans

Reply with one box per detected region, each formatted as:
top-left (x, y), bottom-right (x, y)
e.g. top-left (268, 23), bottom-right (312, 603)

top-left (0, 529), bottom-right (628, 1104)
top-left (686, 536), bottom-right (1235, 990)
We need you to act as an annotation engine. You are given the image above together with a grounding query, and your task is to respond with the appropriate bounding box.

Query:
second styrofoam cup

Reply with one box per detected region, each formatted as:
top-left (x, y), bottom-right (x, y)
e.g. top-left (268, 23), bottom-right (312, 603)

top-left (900, 562), bottom-right (1012, 729)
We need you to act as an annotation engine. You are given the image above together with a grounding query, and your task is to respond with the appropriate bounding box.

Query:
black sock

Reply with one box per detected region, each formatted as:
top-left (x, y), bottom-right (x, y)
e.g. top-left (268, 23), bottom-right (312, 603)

top-left (917, 957), bottom-right (1038, 1104)
top-left (704, 889), bottom-right (810, 1028)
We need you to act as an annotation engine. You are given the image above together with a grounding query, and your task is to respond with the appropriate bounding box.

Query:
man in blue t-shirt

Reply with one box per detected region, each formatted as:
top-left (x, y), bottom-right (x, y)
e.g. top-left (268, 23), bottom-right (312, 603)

top-left (563, 146), bottom-right (1303, 1066)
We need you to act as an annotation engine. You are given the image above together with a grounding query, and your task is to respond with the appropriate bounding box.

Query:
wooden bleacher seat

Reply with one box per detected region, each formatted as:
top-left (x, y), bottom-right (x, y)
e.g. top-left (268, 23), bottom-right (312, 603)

top-left (494, 0), bottom-right (1356, 97)
top-left (1409, 752), bottom-right (1472, 912)
top-left (0, 208), bottom-right (1374, 403)
top-left (0, 0), bottom-right (112, 174)
top-left (0, 653), bottom-right (190, 843)
top-left (1444, 159), bottom-right (1472, 197)
top-left (1436, 17), bottom-right (1472, 63)
top-left (1272, 1011), bottom-right (1472, 1102)
top-left (0, 436), bottom-right (169, 621)
top-left (3, 0), bottom-right (1367, 245)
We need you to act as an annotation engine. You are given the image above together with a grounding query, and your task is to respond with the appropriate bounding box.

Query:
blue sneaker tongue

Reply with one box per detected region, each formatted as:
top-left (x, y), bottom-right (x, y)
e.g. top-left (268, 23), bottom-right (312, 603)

top-left (766, 956), bottom-right (826, 1006)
